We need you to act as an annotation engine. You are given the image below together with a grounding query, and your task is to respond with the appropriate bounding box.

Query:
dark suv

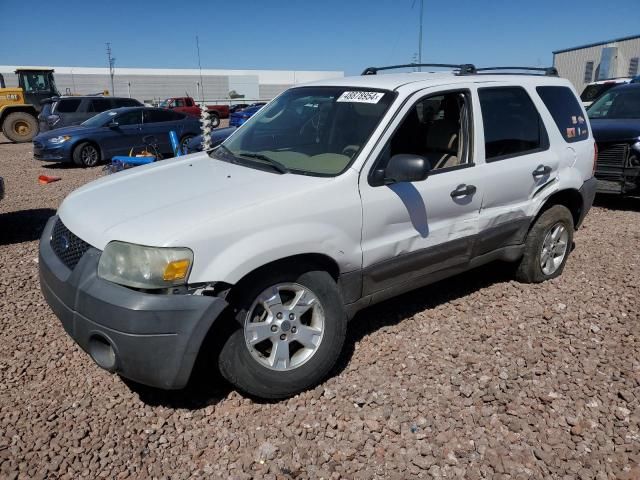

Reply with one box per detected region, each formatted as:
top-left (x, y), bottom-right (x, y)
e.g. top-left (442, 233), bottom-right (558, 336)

top-left (38, 96), bottom-right (143, 132)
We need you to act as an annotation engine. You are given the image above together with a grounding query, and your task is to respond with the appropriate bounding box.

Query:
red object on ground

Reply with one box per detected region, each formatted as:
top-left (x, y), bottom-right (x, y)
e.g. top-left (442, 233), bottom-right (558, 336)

top-left (38, 175), bottom-right (61, 185)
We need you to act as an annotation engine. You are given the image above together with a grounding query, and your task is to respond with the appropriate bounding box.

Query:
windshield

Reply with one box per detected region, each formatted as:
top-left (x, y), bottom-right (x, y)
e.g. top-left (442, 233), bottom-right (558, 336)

top-left (588, 88), bottom-right (640, 119)
top-left (159, 99), bottom-right (170, 108)
top-left (81, 110), bottom-right (119, 127)
top-left (214, 87), bottom-right (395, 176)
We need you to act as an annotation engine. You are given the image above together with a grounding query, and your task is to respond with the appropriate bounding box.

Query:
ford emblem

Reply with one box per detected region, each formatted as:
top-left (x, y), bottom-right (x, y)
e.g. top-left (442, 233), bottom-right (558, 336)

top-left (58, 234), bottom-right (70, 252)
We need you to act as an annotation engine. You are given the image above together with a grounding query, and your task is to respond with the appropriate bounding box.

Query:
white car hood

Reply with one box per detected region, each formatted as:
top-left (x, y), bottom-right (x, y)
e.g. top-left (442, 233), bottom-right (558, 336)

top-left (58, 153), bottom-right (332, 249)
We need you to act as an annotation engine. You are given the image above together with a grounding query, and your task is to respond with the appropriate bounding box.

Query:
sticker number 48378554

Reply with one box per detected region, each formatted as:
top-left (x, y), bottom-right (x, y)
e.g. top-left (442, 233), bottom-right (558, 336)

top-left (337, 91), bottom-right (385, 104)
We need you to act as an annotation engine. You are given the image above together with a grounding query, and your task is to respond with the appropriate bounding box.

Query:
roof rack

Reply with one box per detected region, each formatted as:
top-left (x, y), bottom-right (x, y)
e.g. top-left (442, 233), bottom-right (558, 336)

top-left (361, 63), bottom-right (477, 75)
top-left (475, 67), bottom-right (558, 76)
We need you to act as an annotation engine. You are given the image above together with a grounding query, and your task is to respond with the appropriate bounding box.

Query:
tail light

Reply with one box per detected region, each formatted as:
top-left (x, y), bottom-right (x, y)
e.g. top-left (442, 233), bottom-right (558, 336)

top-left (592, 142), bottom-right (598, 176)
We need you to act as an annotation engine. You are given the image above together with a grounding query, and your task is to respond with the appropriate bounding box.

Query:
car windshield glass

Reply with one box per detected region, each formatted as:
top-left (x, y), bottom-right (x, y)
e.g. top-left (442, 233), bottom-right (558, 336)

top-left (158, 100), bottom-right (170, 108)
top-left (81, 110), bottom-right (119, 127)
top-left (213, 87), bottom-right (395, 176)
top-left (588, 88), bottom-right (640, 119)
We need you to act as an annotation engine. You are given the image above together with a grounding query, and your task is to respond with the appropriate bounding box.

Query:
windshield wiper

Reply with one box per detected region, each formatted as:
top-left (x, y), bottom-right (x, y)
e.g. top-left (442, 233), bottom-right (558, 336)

top-left (237, 151), bottom-right (289, 174)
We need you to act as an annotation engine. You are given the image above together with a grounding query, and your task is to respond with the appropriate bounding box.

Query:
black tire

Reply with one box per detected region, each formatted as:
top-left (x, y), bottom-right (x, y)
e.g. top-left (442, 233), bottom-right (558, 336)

top-left (2, 112), bottom-right (38, 143)
top-left (72, 142), bottom-right (101, 167)
top-left (209, 112), bottom-right (220, 128)
top-left (515, 205), bottom-right (574, 283)
top-left (219, 269), bottom-right (347, 399)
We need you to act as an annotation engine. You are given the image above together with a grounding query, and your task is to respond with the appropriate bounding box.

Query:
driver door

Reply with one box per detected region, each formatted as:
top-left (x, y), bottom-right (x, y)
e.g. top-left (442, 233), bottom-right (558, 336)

top-left (358, 87), bottom-right (484, 296)
top-left (99, 110), bottom-right (144, 159)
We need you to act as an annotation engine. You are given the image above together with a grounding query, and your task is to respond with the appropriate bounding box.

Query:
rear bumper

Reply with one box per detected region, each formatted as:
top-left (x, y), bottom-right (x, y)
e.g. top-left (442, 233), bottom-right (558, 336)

top-left (577, 177), bottom-right (598, 228)
top-left (39, 216), bottom-right (228, 389)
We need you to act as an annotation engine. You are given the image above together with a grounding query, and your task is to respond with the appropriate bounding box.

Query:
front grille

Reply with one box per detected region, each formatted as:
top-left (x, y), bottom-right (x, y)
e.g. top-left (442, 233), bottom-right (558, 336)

top-left (597, 143), bottom-right (628, 167)
top-left (50, 218), bottom-right (91, 270)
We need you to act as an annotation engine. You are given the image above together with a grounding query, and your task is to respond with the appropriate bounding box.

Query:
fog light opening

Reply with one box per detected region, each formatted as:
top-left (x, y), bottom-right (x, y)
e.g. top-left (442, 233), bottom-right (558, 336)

top-left (88, 335), bottom-right (117, 371)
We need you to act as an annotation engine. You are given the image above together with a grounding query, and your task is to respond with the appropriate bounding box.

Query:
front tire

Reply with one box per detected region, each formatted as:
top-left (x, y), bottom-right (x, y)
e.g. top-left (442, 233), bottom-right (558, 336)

top-left (2, 112), bottom-right (38, 143)
top-left (72, 142), bottom-right (101, 167)
top-left (515, 205), bottom-right (574, 283)
top-left (219, 269), bottom-right (347, 399)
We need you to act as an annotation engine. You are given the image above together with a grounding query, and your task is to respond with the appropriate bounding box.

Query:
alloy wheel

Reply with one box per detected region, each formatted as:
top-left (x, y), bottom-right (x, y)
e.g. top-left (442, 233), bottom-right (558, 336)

top-left (244, 282), bottom-right (325, 371)
top-left (540, 222), bottom-right (569, 275)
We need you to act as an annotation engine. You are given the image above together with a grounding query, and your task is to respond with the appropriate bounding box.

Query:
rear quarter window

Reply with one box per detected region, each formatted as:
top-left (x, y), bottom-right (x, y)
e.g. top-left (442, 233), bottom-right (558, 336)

top-left (55, 99), bottom-right (82, 113)
top-left (537, 86), bottom-right (589, 143)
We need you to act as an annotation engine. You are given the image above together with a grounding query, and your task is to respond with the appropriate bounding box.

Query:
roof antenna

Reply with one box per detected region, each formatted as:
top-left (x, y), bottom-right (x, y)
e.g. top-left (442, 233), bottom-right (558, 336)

top-left (195, 35), bottom-right (205, 104)
top-left (411, 0), bottom-right (424, 71)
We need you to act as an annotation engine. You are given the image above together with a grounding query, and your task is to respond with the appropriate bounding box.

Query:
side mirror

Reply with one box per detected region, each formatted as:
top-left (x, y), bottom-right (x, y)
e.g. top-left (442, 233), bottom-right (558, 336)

top-left (107, 121), bottom-right (119, 129)
top-left (381, 154), bottom-right (431, 185)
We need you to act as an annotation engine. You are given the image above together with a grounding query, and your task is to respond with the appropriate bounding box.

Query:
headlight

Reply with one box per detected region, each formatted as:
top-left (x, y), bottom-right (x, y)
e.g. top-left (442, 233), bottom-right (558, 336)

top-left (48, 135), bottom-right (71, 144)
top-left (98, 241), bottom-right (193, 289)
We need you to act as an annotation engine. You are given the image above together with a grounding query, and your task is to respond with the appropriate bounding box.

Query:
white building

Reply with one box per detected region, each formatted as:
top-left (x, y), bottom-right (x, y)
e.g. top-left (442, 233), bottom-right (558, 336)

top-left (0, 65), bottom-right (344, 103)
top-left (553, 35), bottom-right (640, 93)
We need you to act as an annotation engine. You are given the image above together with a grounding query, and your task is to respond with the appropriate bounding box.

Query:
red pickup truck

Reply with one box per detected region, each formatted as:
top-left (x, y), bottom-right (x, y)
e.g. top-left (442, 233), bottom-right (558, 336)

top-left (160, 97), bottom-right (230, 126)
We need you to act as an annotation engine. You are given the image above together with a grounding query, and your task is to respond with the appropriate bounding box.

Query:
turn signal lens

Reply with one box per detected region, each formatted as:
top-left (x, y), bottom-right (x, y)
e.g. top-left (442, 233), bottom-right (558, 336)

top-left (163, 259), bottom-right (191, 281)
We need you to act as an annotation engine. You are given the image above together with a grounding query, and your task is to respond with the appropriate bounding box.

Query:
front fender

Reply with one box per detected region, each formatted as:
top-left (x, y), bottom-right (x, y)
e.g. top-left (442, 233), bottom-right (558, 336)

top-left (189, 221), bottom-right (360, 285)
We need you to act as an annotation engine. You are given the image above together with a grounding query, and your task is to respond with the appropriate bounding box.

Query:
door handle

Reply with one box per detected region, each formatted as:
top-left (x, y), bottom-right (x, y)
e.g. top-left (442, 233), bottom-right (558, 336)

top-left (532, 165), bottom-right (552, 177)
top-left (450, 184), bottom-right (477, 198)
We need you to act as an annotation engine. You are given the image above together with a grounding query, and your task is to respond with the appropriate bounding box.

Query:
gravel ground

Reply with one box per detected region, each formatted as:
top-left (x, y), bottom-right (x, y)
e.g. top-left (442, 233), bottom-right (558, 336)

top-left (0, 135), bottom-right (639, 479)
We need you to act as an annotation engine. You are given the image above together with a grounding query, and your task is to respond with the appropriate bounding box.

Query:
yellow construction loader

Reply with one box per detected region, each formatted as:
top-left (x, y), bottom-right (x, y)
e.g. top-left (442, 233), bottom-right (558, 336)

top-left (0, 68), bottom-right (60, 142)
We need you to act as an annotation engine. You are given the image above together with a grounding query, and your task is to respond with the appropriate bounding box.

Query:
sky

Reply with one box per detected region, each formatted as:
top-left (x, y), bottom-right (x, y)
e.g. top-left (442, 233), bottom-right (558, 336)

top-left (0, 0), bottom-right (637, 76)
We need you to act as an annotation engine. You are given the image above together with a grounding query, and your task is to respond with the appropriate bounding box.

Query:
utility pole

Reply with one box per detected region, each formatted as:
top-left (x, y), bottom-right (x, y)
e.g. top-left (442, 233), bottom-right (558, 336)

top-left (418, 0), bottom-right (423, 71)
top-left (106, 42), bottom-right (116, 96)
top-left (196, 35), bottom-right (205, 103)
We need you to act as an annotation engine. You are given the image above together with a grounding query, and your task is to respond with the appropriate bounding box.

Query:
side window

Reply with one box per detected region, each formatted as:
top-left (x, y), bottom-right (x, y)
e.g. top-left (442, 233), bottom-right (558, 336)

top-left (536, 86), bottom-right (589, 143)
top-left (174, 99), bottom-right (185, 107)
top-left (478, 87), bottom-right (547, 161)
top-left (55, 99), bottom-right (82, 113)
top-left (115, 111), bottom-right (141, 126)
top-left (144, 109), bottom-right (175, 123)
top-left (382, 91), bottom-right (470, 171)
top-left (114, 98), bottom-right (141, 108)
top-left (89, 99), bottom-right (113, 113)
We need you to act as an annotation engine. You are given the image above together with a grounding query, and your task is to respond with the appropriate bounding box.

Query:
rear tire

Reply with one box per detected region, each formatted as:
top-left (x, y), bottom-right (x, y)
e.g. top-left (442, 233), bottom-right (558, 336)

top-left (2, 112), bottom-right (38, 143)
top-left (515, 205), bottom-right (574, 283)
top-left (72, 142), bottom-right (101, 167)
top-left (209, 112), bottom-right (220, 128)
top-left (219, 269), bottom-right (347, 399)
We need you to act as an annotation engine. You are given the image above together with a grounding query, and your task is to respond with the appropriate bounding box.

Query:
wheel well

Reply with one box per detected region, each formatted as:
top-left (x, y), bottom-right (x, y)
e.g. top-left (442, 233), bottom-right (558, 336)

top-left (0, 106), bottom-right (38, 124)
top-left (73, 140), bottom-right (102, 159)
top-left (536, 189), bottom-right (583, 228)
top-left (229, 253), bottom-right (340, 300)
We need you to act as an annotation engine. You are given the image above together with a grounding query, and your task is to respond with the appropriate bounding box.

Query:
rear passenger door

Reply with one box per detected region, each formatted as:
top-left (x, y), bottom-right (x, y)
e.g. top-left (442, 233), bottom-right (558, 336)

top-left (142, 109), bottom-right (184, 156)
top-left (474, 85), bottom-right (562, 257)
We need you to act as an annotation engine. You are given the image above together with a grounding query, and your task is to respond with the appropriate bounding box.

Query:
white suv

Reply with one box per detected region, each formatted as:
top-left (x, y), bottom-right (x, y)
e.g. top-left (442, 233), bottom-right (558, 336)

top-left (39, 64), bottom-right (598, 399)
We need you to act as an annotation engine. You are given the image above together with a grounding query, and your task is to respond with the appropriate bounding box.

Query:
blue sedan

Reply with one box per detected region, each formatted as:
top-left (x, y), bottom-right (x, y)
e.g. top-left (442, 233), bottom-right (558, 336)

top-left (33, 107), bottom-right (201, 167)
top-left (229, 104), bottom-right (264, 127)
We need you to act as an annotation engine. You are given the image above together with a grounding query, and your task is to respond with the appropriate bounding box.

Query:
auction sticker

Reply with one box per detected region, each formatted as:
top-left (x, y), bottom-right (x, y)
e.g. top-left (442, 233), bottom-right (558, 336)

top-left (337, 91), bottom-right (385, 104)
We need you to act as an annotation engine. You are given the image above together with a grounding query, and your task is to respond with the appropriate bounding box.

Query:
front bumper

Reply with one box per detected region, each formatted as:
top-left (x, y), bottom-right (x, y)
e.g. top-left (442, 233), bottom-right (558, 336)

top-left (33, 141), bottom-right (71, 162)
top-left (577, 176), bottom-right (598, 228)
top-left (38, 216), bottom-right (228, 389)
